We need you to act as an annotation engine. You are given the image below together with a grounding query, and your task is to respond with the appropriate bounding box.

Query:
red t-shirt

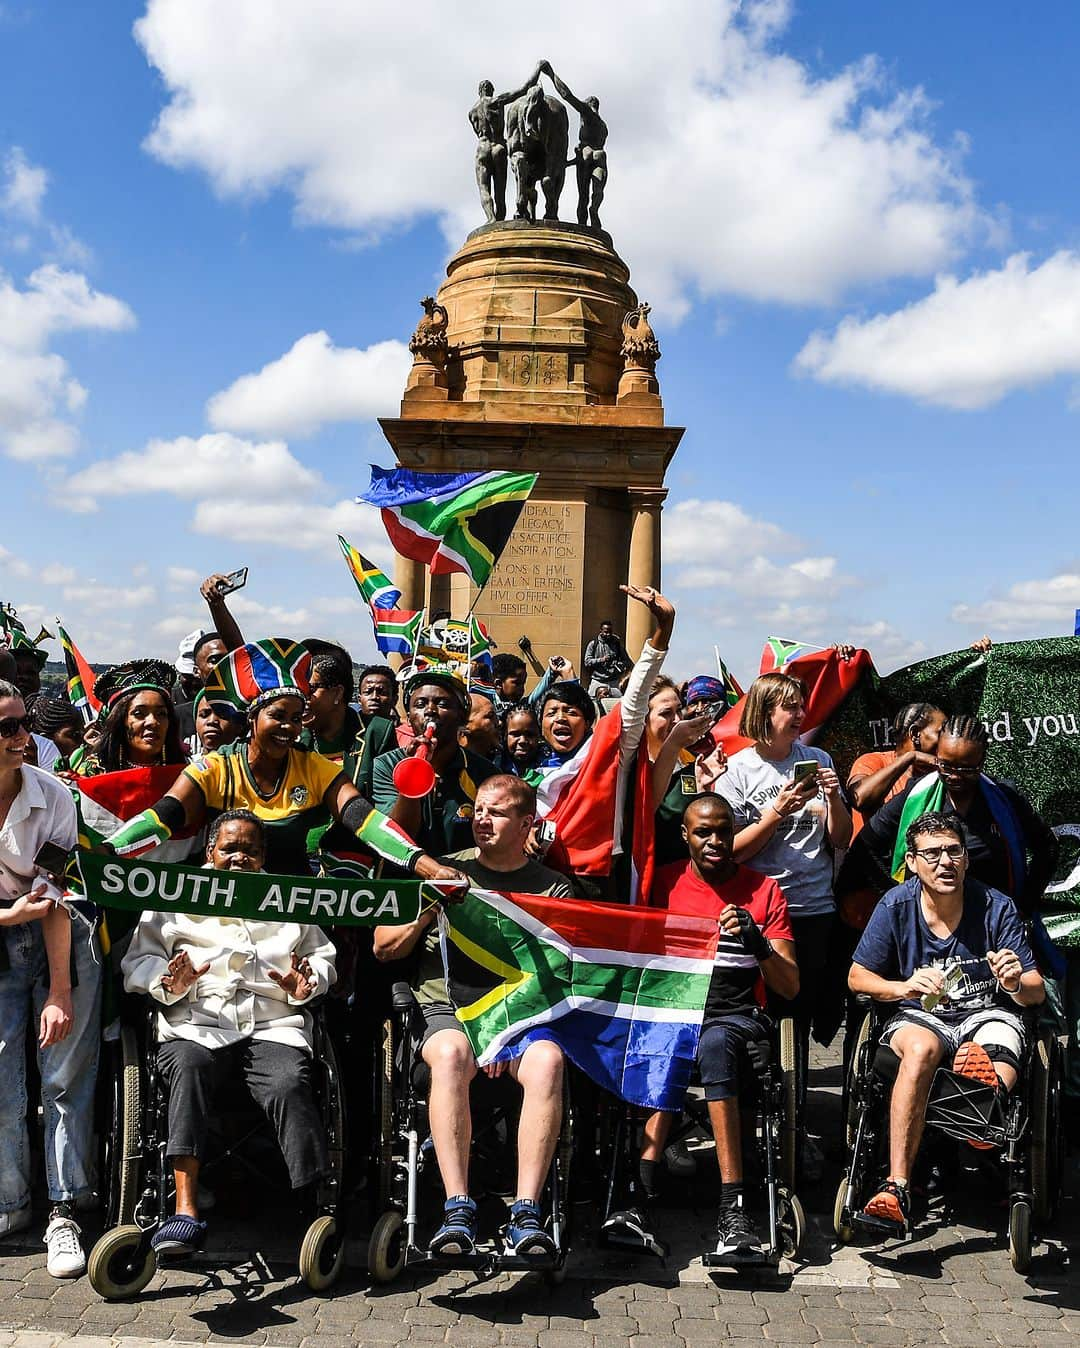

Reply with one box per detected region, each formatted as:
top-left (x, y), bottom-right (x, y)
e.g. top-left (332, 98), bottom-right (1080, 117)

top-left (653, 861), bottom-right (794, 1017)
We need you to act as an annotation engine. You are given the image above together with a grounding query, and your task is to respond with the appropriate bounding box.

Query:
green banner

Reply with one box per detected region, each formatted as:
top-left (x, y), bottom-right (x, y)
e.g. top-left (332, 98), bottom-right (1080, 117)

top-left (78, 850), bottom-right (432, 927)
top-left (818, 637), bottom-right (1080, 945)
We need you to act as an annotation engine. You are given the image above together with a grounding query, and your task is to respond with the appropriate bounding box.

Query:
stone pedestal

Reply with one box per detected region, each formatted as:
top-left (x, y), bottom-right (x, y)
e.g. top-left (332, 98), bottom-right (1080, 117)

top-left (380, 222), bottom-right (682, 666)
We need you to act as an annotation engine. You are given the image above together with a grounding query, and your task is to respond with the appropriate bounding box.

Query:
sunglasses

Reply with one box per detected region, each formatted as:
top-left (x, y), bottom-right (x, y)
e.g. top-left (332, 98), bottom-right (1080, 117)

top-left (0, 715), bottom-right (33, 740)
top-left (935, 759), bottom-right (981, 778)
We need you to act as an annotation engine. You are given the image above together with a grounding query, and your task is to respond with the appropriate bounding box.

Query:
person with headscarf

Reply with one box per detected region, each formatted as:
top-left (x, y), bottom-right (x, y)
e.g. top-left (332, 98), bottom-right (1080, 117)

top-left (103, 640), bottom-right (462, 885)
top-left (73, 661), bottom-right (187, 778)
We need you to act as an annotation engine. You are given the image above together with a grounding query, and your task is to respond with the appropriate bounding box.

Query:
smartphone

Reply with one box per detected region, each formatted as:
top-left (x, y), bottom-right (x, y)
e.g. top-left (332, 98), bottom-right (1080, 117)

top-left (792, 760), bottom-right (819, 786)
top-left (550, 656), bottom-right (566, 670)
top-left (34, 840), bottom-right (73, 877)
top-left (216, 566), bottom-right (248, 596)
top-left (535, 820), bottom-right (557, 853)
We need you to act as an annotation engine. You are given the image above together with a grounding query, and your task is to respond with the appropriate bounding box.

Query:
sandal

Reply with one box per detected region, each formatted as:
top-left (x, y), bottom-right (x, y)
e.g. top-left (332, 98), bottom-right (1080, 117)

top-left (151, 1213), bottom-right (207, 1256)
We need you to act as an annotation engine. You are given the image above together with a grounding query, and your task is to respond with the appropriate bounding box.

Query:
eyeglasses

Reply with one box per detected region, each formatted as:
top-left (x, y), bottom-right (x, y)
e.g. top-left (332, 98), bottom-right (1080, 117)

top-left (911, 843), bottom-right (967, 864)
top-left (0, 715), bottom-right (32, 739)
top-left (935, 759), bottom-right (981, 778)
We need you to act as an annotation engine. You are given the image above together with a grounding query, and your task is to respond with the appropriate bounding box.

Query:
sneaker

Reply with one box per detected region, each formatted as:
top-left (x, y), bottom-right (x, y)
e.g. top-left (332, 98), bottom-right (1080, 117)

top-left (663, 1137), bottom-right (698, 1178)
top-left (0, 1206), bottom-right (31, 1239)
top-left (504, 1199), bottom-right (557, 1258)
top-left (862, 1179), bottom-right (911, 1234)
top-left (953, 1041), bottom-right (1001, 1090)
top-left (714, 1199), bottom-right (763, 1256)
top-left (150, 1213), bottom-right (207, 1257)
top-left (429, 1195), bottom-right (478, 1257)
top-left (44, 1209), bottom-right (85, 1278)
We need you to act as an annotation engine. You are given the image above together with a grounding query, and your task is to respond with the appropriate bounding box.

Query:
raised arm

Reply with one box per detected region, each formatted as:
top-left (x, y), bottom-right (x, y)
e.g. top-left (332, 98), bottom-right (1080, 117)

top-left (200, 574), bottom-right (244, 653)
top-left (546, 66), bottom-right (588, 115)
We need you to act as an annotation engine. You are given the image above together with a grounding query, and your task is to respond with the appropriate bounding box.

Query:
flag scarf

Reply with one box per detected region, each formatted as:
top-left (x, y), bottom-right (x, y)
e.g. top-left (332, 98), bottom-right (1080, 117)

top-left (535, 704), bottom-right (655, 901)
top-left (57, 621), bottom-right (101, 723)
top-left (337, 536), bottom-right (401, 610)
top-left (358, 466), bottom-right (538, 586)
top-left (443, 888), bottom-right (720, 1110)
top-left (371, 607), bottom-right (423, 657)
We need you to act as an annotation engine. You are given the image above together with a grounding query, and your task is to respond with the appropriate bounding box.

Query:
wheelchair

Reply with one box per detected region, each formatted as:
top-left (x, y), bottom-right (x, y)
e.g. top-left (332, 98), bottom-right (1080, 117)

top-left (87, 999), bottom-right (347, 1299)
top-left (834, 998), bottom-right (1065, 1272)
top-left (366, 981), bottom-right (572, 1284)
top-left (596, 1014), bottom-right (806, 1268)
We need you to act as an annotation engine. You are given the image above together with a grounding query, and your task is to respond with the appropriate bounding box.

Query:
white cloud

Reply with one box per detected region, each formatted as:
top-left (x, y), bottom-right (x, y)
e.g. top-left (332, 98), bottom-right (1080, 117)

top-left (663, 499), bottom-right (797, 564)
top-left (952, 572), bottom-right (1080, 634)
top-left (207, 332), bottom-right (411, 438)
top-left (191, 497), bottom-right (382, 553)
top-left (58, 432), bottom-right (321, 511)
top-left (0, 264), bottom-right (135, 460)
top-left (845, 620), bottom-right (927, 674)
top-left (0, 544), bottom-right (31, 579)
top-left (795, 251), bottom-right (1080, 409)
top-left (39, 563), bottom-right (76, 586)
top-left (134, 0), bottom-right (983, 315)
top-left (62, 581), bottom-right (157, 612)
top-left (167, 566), bottom-right (201, 590)
top-left (2, 147), bottom-right (47, 222)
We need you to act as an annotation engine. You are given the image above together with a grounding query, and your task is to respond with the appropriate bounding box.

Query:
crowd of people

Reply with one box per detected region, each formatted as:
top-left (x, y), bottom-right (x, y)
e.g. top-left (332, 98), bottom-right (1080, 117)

top-left (0, 571), bottom-right (1068, 1279)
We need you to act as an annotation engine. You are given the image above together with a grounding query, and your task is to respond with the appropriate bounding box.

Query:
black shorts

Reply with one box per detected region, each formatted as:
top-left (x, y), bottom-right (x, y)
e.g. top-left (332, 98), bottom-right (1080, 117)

top-left (698, 1013), bottom-right (771, 1102)
top-left (418, 1001), bottom-right (466, 1048)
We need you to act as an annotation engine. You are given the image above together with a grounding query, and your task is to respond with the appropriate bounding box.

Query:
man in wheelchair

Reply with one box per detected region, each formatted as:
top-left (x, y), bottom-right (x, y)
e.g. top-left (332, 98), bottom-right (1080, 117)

top-left (374, 774), bottom-right (571, 1262)
top-left (646, 794), bottom-right (799, 1257)
top-left (848, 808), bottom-right (1044, 1236)
top-left (120, 809), bottom-right (337, 1256)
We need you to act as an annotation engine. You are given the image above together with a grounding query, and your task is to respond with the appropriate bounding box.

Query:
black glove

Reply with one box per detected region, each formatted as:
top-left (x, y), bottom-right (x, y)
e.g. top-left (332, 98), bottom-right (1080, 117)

top-left (734, 906), bottom-right (772, 961)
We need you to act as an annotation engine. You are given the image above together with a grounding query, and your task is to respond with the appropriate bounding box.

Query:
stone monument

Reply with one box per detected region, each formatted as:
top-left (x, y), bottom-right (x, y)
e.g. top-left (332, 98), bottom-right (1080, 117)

top-left (379, 64), bottom-right (682, 666)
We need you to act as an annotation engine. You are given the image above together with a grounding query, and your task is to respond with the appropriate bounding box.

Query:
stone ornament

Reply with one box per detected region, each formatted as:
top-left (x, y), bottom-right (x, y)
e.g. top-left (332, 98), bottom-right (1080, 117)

top-left (408, 296), bottom-right (450, 371)
top-left (620, 304), bottom-right (660, 370)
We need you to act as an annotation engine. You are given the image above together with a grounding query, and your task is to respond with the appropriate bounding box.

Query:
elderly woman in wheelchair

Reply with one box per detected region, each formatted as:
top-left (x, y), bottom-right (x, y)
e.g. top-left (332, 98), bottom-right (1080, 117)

top-left (844, 808), bottom-right (1047, 1243)
top-left (118, 809), bottom-right (337, 1259)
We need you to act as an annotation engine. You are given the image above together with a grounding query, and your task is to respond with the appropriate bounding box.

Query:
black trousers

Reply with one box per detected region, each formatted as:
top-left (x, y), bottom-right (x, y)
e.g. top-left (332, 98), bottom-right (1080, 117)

top-left (157, 1038), bottom-right (328, 1190)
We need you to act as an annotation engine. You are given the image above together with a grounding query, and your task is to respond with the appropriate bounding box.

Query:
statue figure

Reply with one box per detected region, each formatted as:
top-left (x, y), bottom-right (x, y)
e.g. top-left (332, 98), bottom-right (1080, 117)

top-left (409, 296), bottom-right (450, 372)
top-left (542, 62), bottom-right (608, 229)
top-left (504, 80), bottom-right (570, 222)
top-left (621, 304), bottom-right (660, 369)
top-left (469, 66), bottom-right (544, 223)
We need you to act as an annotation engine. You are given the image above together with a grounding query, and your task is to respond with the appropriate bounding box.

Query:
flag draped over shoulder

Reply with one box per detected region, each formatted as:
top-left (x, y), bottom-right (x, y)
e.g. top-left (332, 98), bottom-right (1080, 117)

top-left (337, 536), bottom-right (401, 610)
top-left (73, 765), bottom-right (199, 862)
top-left (56, 621), bottom-right (101, 724)
top-left (712, 646), bottom-right (874, 756)
top-left (358, 466), bottom-right (538, 586)
top-left (443, 888), bottom-right (719, 1111)
top-left (535, 703), bottom-right (655, 901)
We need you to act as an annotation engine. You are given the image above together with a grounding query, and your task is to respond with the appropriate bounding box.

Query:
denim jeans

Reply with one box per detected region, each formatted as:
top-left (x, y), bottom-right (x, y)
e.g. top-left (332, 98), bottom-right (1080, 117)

top-left (0, 918), bottom-right (102, 1211)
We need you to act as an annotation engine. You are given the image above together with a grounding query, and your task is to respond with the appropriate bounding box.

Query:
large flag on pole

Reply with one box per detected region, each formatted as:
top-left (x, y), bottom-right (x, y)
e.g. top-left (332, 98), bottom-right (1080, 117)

top-left (56, 621), bottom-right (101, 724)
top-left (337, 536), bottom-right (401, 611)
top-left (358, 467), bottom-right (538, 586)
top-left (443, 888), bottom-right (719, 1110)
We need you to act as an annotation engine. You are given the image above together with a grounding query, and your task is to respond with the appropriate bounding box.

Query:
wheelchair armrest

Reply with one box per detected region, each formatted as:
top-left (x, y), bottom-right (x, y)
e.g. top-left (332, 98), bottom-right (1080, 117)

top-left (391, 981), bottom-right (418, 1013)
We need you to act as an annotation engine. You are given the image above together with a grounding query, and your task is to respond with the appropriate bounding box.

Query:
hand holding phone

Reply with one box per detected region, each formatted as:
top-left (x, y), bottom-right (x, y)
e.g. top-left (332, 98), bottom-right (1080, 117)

top-left (792, 760), bottom-right (819, 787)
top-left (215, 566), bottom-right (248, 596)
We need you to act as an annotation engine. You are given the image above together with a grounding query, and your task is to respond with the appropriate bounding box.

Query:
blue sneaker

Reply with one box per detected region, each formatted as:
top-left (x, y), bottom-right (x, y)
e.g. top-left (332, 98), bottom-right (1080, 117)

top-left (429, 1195), bottom-right (477, 1256)
top-left (503, 1199), bottom-right (556, 1258)
top-left (151, 1213), bottom-right (207, 1257)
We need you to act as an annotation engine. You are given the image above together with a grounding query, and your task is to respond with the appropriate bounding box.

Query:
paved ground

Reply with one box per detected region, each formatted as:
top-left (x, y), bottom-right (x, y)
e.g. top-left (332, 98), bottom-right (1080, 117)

top-left (0, 1045), bottom-right (1076, 1347)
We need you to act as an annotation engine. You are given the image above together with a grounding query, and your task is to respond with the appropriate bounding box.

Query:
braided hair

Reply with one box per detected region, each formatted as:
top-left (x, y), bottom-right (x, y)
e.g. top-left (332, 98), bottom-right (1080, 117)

top-left (940, 714), bottom-right (989, 749)
top-left (892, 701), bottom-right (941, 742)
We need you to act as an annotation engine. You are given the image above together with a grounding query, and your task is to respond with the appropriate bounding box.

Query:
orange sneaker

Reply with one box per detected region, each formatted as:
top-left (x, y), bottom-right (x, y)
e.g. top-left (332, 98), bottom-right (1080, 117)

top-left (952, 1041), bottom-right (1000, 1149)
top-left (863, 1179), bottom-right (911, 1232)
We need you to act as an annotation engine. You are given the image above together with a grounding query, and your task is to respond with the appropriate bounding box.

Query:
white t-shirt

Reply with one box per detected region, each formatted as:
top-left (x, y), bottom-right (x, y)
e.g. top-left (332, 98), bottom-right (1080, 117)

top-left (716, 742), bottom-right (837, 918)
top-left (0, 764), bottom-right (78, 903)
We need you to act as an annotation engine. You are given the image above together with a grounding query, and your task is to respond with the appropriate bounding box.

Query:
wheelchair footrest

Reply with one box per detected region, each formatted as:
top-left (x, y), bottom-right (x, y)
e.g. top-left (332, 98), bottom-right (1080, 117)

top-left (852, 1211), bottom-right (912, 1242)
top-left (703, 1246), bottom-right (776, 1269)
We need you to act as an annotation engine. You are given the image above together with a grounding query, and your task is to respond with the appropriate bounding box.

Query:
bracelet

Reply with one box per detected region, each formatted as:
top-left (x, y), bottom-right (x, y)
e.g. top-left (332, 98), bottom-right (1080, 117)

top-left (1001, 977), bottom-right (1022, 995)
top-left (770, 804), bottom-right (786, 821)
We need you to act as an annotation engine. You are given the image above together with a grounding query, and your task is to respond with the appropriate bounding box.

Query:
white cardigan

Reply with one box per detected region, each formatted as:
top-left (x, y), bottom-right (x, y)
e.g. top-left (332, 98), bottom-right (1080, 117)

top-left (121, 908), bottom-right (337, 1055)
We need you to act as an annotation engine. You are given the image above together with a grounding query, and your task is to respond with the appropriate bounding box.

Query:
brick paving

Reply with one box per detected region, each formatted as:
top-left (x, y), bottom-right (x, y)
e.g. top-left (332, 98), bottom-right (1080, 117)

top-left (0, 1045), bottom-right (1075, 1346)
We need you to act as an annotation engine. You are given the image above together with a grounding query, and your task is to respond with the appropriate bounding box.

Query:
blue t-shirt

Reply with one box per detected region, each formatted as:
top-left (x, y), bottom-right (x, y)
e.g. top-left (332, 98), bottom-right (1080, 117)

top-left (852, 877), bottom-right (1035, 1023)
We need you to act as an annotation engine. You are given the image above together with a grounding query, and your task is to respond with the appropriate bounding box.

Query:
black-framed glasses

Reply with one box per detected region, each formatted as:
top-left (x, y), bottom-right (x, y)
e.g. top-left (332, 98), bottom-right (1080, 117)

top-left (912, 843), bottom-right (967, 864)
top-left (0, 715), bottom-right (32, 739)
top-left (935, 759), bottom-right (981, 778)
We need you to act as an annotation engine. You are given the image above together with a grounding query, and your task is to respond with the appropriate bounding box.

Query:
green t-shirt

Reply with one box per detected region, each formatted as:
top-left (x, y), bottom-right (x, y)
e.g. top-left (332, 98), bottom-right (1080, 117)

top-left (414, 848), bottom-right (574, 1005)
top-left (371, 746), bottom-right (497, 861)
top-left (299, 710), bottom-right (397, 855)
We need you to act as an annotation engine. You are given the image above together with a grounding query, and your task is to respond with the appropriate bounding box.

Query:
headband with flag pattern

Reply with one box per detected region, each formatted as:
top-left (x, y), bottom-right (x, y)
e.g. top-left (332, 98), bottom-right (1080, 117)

top-left (202, 638), bottom-right (312, 713)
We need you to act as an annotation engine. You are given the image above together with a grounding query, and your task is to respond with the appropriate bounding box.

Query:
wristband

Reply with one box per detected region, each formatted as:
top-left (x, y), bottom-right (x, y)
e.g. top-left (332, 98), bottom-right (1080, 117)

top-left (770, 804), bottom-right (786, 821)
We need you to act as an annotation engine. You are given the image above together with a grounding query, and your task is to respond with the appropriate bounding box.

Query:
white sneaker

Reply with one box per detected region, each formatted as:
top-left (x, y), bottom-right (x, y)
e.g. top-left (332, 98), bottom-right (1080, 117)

top-left (44, 1213), bottom-right (85, 1278)
top-left (0, 1206), bottom-right (31, 1238)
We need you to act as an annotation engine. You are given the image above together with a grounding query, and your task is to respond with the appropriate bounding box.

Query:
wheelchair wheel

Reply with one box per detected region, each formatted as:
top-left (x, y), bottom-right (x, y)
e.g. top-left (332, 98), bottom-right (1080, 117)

top-left (833, 1175), bottom-right (854, 1244)
top-left (776, 1188), bottom-right (806, 1260)
top-left (779, 1017), bottom-right (797, 1191)
top-left (1008, 1198), bottom-right (1032, 1274)
top-left (88, 1224), bottom-right (156, 1300)
top-left (299, 1214), bottom-right (345, 1292)
top-left (1029, 1031), bottom-right (1062, 1225)
top-left (104, 1024), bottom-right (143, 1228)
top-left (367, 1209), bottom-right (406, 1283)
top-left (846, 1013), bottom-right (873, 1150)
top-left (377, 1018), bottom-right (395, 1210)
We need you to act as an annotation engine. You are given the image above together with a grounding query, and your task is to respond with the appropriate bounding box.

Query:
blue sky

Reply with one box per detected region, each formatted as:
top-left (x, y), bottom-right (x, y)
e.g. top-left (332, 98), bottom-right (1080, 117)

top-left (2, 0), bottom-right (1080, 681)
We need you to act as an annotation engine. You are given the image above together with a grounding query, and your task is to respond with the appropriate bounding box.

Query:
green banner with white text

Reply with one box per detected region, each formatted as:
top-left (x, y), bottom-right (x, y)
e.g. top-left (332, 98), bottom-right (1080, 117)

top-left (818, 637), bottom-right (1080, 947)
top-left (77, 851), bottom-right (435, 928)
